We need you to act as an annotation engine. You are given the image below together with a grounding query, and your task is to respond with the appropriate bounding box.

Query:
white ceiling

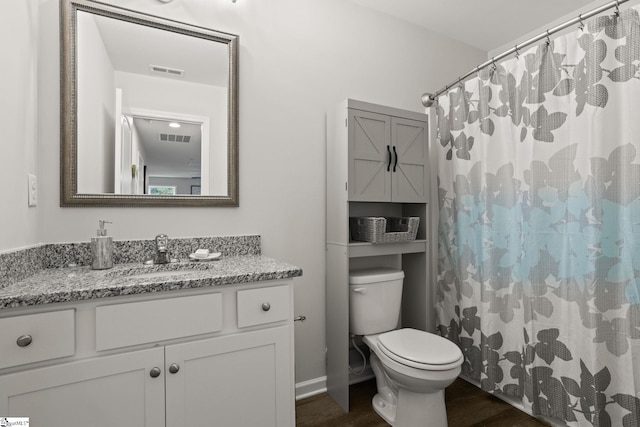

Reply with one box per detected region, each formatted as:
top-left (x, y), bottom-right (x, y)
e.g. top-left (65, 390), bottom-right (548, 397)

top-left (348, 0), bottom-right (603, 52)
top-left (89, 11), bottom-right (229, 86)
top-left (131, 117), bottom-right (202, 178)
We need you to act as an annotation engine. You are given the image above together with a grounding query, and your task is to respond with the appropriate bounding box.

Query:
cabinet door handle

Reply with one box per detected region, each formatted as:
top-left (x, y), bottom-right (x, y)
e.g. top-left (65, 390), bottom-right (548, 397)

top-left (393, 146), bottom-right (398, 172)
top-left (169, 363), bottom-right (180, 374)
top-left (386, 145), bottom-right (392, 172)
top-left (16, 334), bottom-right (32, 348)
top-left (262, 302), bottom-right (271, 312)
top-left (149, 367), bottom-right (161, 378)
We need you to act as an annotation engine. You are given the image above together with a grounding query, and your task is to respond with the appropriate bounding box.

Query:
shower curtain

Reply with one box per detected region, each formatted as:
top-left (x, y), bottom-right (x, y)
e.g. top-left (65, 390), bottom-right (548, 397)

top-left (435, 6), bottom-right (640, 426)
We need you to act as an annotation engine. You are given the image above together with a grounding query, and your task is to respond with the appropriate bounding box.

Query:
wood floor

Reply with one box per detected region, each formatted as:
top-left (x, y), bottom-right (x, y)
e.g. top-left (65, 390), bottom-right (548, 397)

top-left (296, 378), bottom-right (551, 427)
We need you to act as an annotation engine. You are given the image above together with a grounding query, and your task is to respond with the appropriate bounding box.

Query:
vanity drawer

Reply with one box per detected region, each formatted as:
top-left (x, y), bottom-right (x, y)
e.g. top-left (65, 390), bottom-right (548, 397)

top-left (96, 293), bottom-right (223, 351)
top-left (0, 309), bottom-right (75, 369)
top-left (237, 285), bottom-right (290, 328)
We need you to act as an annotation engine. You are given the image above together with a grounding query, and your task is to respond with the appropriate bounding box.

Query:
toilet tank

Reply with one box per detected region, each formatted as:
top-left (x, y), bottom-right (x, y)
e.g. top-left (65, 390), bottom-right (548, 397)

top-left (349, 268), bottom-right (404, 336)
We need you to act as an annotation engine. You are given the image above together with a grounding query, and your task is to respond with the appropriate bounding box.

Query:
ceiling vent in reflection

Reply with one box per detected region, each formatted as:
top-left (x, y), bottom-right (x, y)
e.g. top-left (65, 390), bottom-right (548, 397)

top-left (149, 64), bottom-right (185, 77)
top-left (159, 133), bottom-right (191, 143)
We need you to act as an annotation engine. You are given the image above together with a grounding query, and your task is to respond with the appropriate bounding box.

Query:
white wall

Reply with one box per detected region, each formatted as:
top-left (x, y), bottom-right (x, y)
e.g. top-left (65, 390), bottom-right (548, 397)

top-left (77, 11), bottom-right (116, 194)
top-left (26, 0), bottom-right (487, 387)
top-left (0, 2), bottom-right (39, 252)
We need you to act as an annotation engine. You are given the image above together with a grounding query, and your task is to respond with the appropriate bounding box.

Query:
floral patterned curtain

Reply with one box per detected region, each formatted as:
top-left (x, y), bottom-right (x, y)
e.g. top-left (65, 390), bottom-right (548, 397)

top-left (435, 7), bottom-right (640, 426)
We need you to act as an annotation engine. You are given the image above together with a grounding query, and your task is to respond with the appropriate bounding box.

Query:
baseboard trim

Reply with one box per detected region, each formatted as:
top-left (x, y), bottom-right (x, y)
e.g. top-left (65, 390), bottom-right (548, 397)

top-left (295, 371), bottom-right (377, 401)
top-left (295, 376), bottom-right (327, 401)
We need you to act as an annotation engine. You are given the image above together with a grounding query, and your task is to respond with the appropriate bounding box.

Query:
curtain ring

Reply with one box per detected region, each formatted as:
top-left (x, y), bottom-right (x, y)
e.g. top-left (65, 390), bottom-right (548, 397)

top-left (514, 45), bottom-right (520, 59)
top-left (545, 30), bottom-right (551, 46)
top-left (615, 0), bottom-right (620, 17)
top-left (489, 58), bottom-right (497, 78)
top-left (578, 13), bottom-right (584, 31)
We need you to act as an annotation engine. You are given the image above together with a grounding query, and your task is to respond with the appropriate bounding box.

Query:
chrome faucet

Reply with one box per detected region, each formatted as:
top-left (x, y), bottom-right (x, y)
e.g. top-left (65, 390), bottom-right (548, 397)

top-left (154, 234), bottom-right (170, 264)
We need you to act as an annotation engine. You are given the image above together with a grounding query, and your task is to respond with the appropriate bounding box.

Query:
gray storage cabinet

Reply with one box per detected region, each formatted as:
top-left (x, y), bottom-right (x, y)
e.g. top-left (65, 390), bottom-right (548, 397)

top-left (326, 99), bottom-right (431, 411)
top-left (348, 106), bottom-right (428, 202)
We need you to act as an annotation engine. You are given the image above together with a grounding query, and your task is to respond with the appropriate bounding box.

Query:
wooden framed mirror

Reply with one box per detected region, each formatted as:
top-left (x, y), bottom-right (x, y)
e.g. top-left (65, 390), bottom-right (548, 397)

top-left (60, 0), bottom-right (238, 207)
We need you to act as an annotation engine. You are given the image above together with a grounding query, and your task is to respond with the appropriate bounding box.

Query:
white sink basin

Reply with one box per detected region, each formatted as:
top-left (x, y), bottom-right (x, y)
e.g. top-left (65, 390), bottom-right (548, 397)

top-left (108, 262), bottom-right (217, 281)
top-left (125, 270), bottom-right (195, 280)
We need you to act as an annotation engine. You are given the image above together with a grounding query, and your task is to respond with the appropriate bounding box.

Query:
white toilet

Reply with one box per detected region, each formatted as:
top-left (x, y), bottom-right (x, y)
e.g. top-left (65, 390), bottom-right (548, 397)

top-left (349, 268), bottom-right (463, 427)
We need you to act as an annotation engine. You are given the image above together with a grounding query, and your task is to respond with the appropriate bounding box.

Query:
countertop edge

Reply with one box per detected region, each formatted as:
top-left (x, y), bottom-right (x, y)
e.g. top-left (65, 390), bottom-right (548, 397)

top-left (0, 256), bottom-right (302, 311)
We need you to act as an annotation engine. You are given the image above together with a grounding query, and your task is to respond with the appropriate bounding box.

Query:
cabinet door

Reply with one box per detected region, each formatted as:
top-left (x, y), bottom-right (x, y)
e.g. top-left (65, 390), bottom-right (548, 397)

top-left (391, 117), bottom-right (428, 202)
top-left (0, 347), bottom-right (165, 427)
top-left (165, 326), bottom-right (293, 427)
top-left (348, 110), bottom-right (392, 202)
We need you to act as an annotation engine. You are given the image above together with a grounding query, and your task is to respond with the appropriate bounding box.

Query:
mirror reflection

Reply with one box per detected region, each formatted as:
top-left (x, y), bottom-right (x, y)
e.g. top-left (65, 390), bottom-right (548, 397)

top-left (114, 116), bottom-right (204, 196)
top-left (61, 0), bottom-right (238, 207)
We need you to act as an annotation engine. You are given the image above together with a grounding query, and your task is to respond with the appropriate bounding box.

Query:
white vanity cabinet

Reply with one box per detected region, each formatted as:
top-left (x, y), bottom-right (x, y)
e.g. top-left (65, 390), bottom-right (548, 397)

top-left (326, 99), bottom-right (431, 411)
top-left (0, 281), bottom-right (295, 427)
top-left (0, 347), bottom-right (165, 426)
top-left (165, 325), bottom-right (291, 427)
top-left (165, 285), bottom-right (293, 427)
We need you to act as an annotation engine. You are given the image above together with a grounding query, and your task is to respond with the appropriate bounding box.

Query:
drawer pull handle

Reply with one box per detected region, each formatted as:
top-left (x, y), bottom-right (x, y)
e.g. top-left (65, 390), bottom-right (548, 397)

top-left (261, 302), bottom-right (271, 312)
top-left (149, 367), bottom-right (161, 378)
top-left (16, 335), bottom-right (33, 348)
top-left (169, 363), bottom-right (180, 374)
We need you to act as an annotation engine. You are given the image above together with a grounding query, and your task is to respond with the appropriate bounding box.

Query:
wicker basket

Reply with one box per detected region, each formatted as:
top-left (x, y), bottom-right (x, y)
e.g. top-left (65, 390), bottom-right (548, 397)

top-left (349, 216), bottom-right (420, 243)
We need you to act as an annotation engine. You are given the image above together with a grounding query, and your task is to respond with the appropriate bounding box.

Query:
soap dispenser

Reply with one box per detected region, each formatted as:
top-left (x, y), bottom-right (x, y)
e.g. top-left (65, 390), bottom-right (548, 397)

top-left (91, 220), bottom-right (113, 270)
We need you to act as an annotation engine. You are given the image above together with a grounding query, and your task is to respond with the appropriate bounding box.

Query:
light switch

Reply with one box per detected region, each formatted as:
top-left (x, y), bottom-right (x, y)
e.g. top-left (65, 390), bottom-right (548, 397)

top-left (28, 174), bottom-right (37, 207)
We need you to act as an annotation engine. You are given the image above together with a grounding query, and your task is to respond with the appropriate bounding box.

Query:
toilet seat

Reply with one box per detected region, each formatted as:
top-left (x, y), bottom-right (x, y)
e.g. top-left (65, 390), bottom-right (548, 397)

top-left (377, 329), bottom-right (463, 371)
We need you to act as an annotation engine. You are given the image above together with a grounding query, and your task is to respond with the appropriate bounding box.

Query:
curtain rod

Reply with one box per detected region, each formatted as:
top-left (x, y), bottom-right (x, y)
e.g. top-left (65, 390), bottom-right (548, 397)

top-left (421, 0), bottom-right (629, 107)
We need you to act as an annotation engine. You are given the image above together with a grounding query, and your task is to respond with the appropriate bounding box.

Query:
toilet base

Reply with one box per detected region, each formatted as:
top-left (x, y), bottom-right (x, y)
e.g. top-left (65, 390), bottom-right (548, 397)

top-left (372, 393), bottom-right (396, 425)
top-left (373, 388), bottom-right (447, 427)
top-left (396, 388), bottom-right (447, 427)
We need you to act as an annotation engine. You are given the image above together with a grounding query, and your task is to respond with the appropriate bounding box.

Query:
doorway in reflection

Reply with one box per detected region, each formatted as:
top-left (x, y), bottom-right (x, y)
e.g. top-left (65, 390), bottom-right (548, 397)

top-left (117, 114), bottom-right (205, 196)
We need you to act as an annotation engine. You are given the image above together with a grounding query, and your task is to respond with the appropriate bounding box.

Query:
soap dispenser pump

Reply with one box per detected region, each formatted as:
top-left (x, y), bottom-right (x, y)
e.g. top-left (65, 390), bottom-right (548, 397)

top-left (91, 220), bottom-right (113, 270)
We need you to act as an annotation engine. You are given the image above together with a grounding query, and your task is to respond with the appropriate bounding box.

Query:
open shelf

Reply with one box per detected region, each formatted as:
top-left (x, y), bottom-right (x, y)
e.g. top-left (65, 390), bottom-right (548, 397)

top-left (348, 239), bottom-right (427, 258)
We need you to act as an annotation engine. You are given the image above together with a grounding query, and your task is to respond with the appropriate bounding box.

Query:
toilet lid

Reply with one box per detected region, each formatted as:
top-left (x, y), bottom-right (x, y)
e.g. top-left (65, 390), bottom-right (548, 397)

top-left (378, 329), bottom-right (462, 368)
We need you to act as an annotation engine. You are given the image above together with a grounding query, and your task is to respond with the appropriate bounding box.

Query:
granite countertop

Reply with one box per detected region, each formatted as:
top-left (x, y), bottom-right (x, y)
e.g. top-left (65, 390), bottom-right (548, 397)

top-left (0, 255), bottom-right (302, 310)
